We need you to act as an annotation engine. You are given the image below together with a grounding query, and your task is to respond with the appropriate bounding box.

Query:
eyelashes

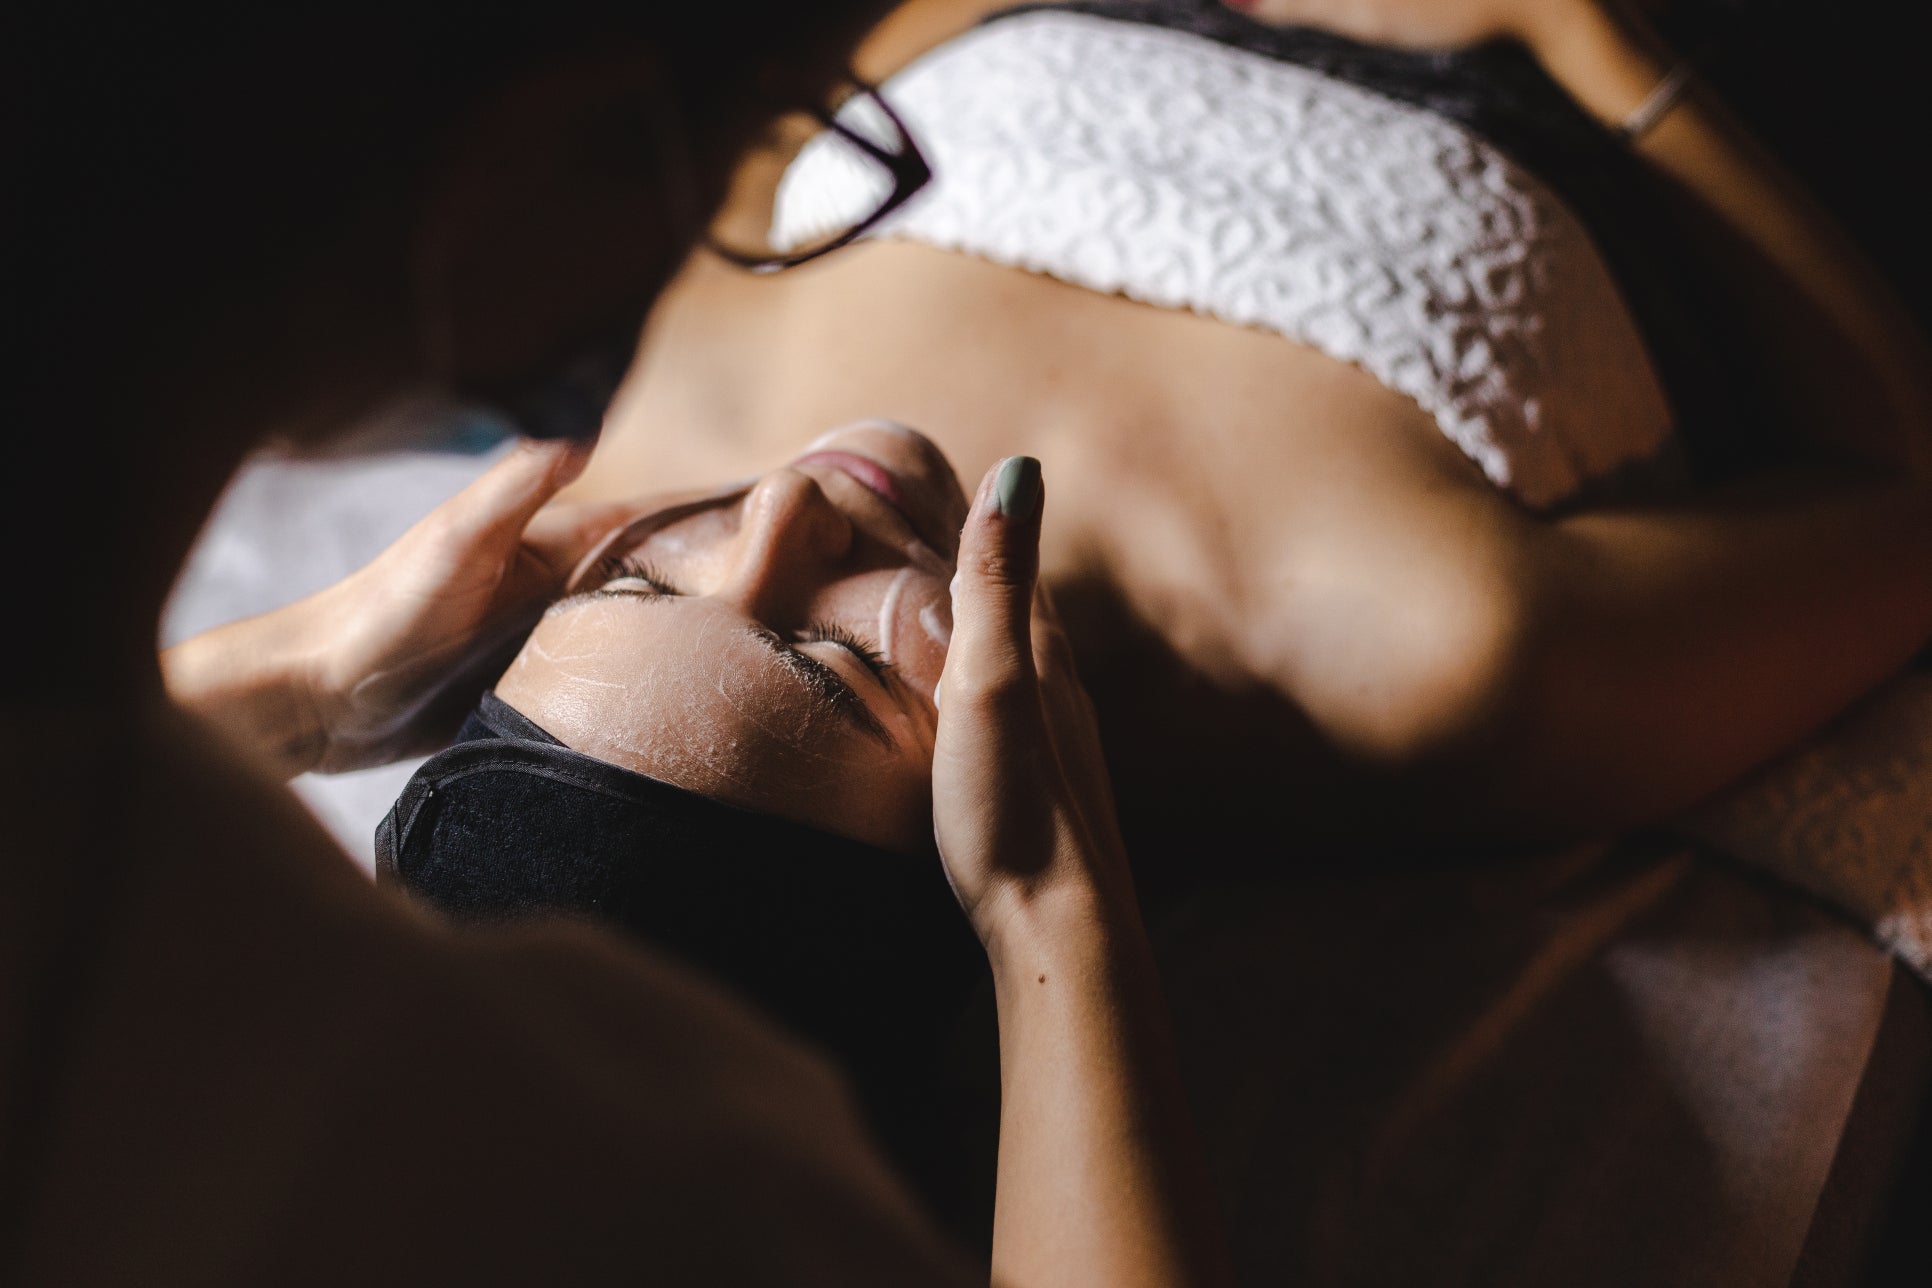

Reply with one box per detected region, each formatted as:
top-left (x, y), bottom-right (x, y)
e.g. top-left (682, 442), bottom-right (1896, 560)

top-left (589, 556), bottom-right (892, 679)
top-left (591, 555), bottom-right (681, 597)
top-left (802, 620), bottom-right (891, 680)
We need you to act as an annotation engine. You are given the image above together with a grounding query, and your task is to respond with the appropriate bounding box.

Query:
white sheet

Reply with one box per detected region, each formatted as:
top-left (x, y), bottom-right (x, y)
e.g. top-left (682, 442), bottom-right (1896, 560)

top-left (163, 435), bottom-right (507, 870)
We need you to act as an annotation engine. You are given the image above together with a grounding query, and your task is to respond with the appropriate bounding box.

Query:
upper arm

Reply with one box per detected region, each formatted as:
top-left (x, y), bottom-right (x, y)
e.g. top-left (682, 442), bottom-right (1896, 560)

top-left (1516, 471), bottom-right (1932, 820)
top-left (1225, 420), bottom-right (1545, 778)
top-left (1257, 515), bottom-right (1532, 770)
top-left (1235, 439), bottom-right (1932, 841)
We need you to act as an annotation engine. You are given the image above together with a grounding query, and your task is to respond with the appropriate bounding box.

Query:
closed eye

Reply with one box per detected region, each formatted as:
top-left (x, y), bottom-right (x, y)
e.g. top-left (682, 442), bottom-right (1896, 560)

top-left (591, 555), bottom-right (683, 598)
top-left (535, 574), bottom-right (900, 746)
top-left (545, 555), bottom-right (684, 614)
top-left (747, 627), bottom-right (894, 746)
top-left (801, 620), bottom-right (891, 682)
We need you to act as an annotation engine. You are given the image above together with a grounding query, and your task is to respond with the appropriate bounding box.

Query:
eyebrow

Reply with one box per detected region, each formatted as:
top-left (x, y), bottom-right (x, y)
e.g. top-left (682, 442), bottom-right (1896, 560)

top-left (546, 591), bottom-right (896, 748)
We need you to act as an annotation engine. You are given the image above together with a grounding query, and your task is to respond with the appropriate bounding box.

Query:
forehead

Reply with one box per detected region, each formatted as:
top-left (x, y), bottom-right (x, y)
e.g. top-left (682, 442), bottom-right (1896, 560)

top-left (496, 592), bottom-right (945, 846)
top-left (501, 595), bottom-right (882, 790)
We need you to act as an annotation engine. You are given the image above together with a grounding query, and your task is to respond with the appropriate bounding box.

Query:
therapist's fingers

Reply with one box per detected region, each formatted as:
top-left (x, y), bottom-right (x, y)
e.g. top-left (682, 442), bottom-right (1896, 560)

top-left (1030, 584), bottom-right (1102, 748)
top-left (941, 455), bottom-right (1045, 717)
top-left (1028, 582), bottom-right (1074, 687)
top-left (1032, 592), bottom-right (1087, 743)
top-left (428, 436), bottom-right (596, 554)
top-left (1030, 583), bottom-right (1123, 850)
top-left (1029, 586), bottom-right (1087, 751)
top-left (518, 496), bottom-right (656, 585)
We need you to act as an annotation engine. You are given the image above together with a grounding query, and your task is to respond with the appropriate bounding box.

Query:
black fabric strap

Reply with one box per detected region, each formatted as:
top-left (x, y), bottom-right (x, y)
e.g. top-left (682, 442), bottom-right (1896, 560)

top-left (376, 695), bottom-right (990, 1219)
top-left (456, 689), bottom-right (564, 745)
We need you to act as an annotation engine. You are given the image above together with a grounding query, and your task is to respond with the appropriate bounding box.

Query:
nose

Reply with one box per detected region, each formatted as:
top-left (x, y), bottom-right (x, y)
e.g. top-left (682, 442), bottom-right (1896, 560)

top-left (717, 468), bottom-right (855, 621)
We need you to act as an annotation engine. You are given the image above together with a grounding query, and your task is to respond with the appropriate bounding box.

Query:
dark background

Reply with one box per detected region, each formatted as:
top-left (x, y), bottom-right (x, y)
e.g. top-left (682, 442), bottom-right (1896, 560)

top-left (1684, 4), bottom-right (1932, 1279)
top-left (1664, 0), bottom-right (1931, 327)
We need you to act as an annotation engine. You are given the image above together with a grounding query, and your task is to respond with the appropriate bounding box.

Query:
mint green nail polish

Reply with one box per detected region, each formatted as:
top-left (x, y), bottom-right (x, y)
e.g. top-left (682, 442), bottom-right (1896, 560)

top-left (994, 456), bottom-right (1041, 518)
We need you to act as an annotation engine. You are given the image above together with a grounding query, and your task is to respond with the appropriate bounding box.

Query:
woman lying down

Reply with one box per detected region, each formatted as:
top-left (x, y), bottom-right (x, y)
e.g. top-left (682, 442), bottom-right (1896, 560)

top-left (570, 0), bottom-right (1932, 900)
top-left (574, 0), bottom-right (1932, 866)
top-left (167, 0), bottom-right (1932, 1273)
top-left (374, 426), bottom-right (1026, 1225)
top-left (382, 0), bottom-right (1932, 1259)
top-left (174, 434), bottom-right (1235, 1284)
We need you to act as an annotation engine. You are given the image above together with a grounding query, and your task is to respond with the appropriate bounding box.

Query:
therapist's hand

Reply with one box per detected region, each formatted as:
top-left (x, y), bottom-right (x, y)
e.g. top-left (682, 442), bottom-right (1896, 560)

top-left (931, 460), bottom-right (1230, 1288)
top-left (930, 456), bottom-right (1133, 944)
top-left (164, 438), bottom-right (645, 777)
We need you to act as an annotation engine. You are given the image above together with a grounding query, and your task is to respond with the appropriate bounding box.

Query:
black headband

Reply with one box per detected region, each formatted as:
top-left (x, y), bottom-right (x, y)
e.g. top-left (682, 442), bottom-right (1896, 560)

top-left (377, 694), bottom-right (987, 1081)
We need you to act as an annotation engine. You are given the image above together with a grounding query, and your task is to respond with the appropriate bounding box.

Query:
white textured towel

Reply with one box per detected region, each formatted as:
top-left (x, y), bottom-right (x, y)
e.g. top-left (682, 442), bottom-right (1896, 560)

top-left (1682, 670), bottom-right (1932, 984)
top-left (778, 11), bottom-right (1674, 508)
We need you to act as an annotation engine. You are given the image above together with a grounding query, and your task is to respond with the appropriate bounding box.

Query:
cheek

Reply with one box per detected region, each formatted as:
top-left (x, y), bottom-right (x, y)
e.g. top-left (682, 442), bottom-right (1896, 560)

top-left (703, 646), bottom-right (853, 772)
top-left (876, 576), bottom-right (952, 693)
top-left (809, 748), bottom-right (934, 855)
top-left (500, 608), bottom-right (688, 758)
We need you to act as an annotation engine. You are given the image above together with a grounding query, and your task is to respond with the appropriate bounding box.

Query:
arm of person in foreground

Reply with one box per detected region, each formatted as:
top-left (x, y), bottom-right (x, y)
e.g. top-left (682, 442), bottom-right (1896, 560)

top-left (161, 437), bottom-right (649, 778)
top-left (936, 457), bottom-right (1233, 1288)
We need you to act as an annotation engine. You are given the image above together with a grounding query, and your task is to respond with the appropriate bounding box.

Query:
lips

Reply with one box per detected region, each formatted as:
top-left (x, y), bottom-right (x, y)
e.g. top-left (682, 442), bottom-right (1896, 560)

top-left (792, 448), bottom-right (956, 559)
top-left (794, 450), bottom-right (908, 512)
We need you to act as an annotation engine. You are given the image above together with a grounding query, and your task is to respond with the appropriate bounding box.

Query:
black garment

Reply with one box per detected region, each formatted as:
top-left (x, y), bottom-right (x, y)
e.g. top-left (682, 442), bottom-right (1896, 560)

top-left (378, 693), bottom-right (991, 1224)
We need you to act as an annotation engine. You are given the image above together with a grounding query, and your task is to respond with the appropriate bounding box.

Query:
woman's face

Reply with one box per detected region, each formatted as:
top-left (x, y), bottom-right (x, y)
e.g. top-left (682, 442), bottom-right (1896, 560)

top-left (496, 422), bottom-right (965, 854)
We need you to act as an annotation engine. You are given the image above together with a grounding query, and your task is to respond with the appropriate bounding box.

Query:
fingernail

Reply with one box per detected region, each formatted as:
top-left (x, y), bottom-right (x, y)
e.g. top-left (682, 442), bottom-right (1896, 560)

top-left (994, 456), bottom-right (1041, 518)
